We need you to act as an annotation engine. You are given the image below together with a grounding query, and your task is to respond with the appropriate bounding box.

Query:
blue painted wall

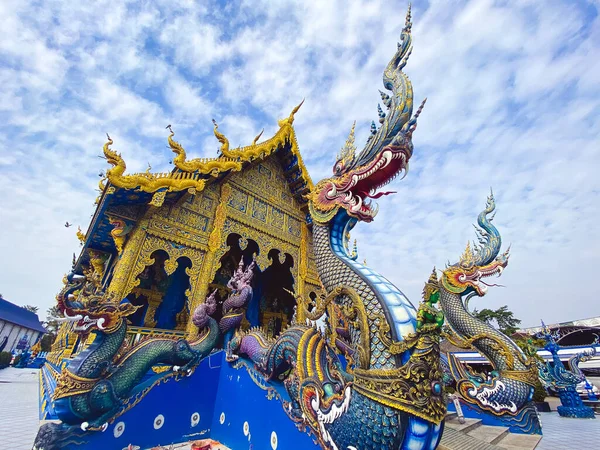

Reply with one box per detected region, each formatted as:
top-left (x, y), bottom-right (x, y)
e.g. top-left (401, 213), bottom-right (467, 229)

top-left (210, 353), bottom-right (320, 450)
top-left (51, 351), bottom-right (321, 449)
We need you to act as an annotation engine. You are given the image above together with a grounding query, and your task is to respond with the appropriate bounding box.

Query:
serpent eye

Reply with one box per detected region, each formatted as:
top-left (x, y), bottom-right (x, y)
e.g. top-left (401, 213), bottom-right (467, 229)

top-left (334, 161), bottom-right (344, 176)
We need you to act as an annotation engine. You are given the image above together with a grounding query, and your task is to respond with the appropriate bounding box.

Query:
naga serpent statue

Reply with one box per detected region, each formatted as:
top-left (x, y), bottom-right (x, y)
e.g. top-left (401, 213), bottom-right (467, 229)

top-left (34, 273), bottom-right (220, 449)
top-left (536, 321), bottom-right (596, 418)
top-left (228, 7), bottom-right (446, 450)
top-left (219, 258), bottom-right (255, 335)
top-left (438, 193), bottom-right (542, 434)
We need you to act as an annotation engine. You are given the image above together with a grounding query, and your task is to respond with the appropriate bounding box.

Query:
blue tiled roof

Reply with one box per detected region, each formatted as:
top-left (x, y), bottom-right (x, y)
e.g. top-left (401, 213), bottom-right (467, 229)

top-left (0, 298), bottom-right (47, 333)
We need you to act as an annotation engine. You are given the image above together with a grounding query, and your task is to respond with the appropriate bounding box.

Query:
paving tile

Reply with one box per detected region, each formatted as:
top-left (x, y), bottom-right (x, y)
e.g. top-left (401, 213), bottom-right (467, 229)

top-left (0, 368), bottom-right (40, 449)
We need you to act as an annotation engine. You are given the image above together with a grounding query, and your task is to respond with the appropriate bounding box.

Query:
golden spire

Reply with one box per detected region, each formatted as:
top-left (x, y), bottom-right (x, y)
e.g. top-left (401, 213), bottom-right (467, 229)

top-left (337, 121), bottom-right (356, 166)
top-left (422, 267), bottom-right (439, 300)
top-left (459, 242), bottom-right (476, 267)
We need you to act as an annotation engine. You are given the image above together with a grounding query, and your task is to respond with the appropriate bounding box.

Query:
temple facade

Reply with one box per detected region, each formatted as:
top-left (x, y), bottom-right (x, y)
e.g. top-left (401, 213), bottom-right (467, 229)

top-left (44, 106), bottom-right (325, 375)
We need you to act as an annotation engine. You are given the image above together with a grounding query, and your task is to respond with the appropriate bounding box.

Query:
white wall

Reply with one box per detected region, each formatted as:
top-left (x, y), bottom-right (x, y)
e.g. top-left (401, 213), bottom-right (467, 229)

top-left (0, 320), bottom-right (40, 352)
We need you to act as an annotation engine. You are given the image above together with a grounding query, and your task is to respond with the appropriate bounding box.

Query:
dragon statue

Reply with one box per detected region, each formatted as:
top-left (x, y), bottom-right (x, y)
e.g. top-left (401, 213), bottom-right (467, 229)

top-left (227, 7), bottom-right (446, 449)
top-left (536, 321), bottom-right (596, 418)
top-left (34, 272), bottom-right (220, 450)
top-left (437, 192), bottom-right (542, 434)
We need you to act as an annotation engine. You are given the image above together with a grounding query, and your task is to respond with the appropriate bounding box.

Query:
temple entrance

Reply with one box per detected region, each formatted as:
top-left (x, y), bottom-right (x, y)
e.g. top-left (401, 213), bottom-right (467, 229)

top-left (211, 234), bottom-right (260, 337)
top-left (208, 233), bottom-right (298, 339)
top-left (260, 250), bottom-right (295, 337)
top-left (125, 250), bottom-right (191, 330)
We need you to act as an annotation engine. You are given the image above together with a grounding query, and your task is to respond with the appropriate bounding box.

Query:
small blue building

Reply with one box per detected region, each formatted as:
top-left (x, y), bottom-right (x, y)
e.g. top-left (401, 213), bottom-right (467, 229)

top-left (0, 298), bottom-right (46, 352)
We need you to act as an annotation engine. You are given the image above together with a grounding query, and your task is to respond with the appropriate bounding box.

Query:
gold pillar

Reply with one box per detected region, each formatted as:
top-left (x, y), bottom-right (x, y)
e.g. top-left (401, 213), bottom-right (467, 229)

top-left (107, 220), bottom-right (148, 301)
top-left (296, 221), bottom-right (309, 323)
top-left (185, 183), bottom-right (231, 336)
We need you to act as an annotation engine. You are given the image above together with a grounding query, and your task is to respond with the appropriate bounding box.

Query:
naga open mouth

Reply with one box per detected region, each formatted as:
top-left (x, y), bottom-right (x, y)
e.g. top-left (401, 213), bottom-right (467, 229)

top-left (472, 264), bottom-right (505, 294)
top-left (312, 145), bottom-right (411, 222)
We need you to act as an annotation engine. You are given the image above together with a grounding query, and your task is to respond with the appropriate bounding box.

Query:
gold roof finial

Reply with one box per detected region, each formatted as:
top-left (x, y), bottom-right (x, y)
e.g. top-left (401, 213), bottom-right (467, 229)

top-left (252, 129), bottom-right (264, 146)
top-left (166, 125), bottom-right (189, 169)
top-left (212, 119), bottom-right (231, 157)
top-left (337, 121), bottom-right (356, 166)
top-left (278, 99), bottom-right (305, 128)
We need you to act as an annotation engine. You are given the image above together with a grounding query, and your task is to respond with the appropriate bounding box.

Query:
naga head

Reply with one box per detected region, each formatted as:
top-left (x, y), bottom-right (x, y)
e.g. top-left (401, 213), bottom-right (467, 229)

top-left (309, 8), bottom-right (425, 223)
top-left (57, 291), bottom-right (137, 333)
top-left (103, 134), bottom-right (126, 172)
top-left (442, 191), bottom-right (510, 297)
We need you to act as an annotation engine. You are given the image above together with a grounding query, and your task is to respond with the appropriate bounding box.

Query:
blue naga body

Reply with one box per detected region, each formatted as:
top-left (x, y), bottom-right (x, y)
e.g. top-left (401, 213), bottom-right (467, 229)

top-left (537, 323), bottom-right (596, 419)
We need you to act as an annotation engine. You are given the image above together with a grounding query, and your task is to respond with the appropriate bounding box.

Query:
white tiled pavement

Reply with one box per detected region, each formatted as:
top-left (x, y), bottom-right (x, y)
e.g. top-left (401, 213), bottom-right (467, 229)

top-left (0, 367), bottom-right (598, 450)
top-left (0, 368), bottom-right (40, 450)
top-left (536, 412), bottom-right (600, 450)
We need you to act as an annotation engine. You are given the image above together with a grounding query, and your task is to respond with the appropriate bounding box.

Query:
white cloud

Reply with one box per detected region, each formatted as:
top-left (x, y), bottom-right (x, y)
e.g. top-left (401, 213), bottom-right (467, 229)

top-left (0, 0), bottom-right (598, 328)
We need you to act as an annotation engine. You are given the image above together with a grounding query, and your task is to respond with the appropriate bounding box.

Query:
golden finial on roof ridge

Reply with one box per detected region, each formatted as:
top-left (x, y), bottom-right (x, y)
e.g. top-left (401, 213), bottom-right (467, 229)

top-left (252, 129), bottom-right (264, 146)
top-left (278, 99), bottom-right (305, 128)
top-left (337, 121), bottom-right (356, 166)
top-left (166, 124), bottom-right (189, 168)
top-left (212, 119), bottom-right (232, 157)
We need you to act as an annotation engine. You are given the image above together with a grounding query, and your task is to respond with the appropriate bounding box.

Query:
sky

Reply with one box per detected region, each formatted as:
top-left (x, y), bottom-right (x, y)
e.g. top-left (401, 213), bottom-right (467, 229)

top-left (0, 0), bottom-right (598, 328)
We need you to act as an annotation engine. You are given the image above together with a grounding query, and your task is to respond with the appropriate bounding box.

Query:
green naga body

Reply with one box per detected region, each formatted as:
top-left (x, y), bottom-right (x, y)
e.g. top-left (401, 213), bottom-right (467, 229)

top-left (42, 275), bottom-right (220, 435)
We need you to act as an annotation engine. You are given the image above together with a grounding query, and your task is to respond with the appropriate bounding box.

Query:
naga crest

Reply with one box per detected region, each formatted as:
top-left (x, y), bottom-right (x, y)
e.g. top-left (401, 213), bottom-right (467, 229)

top-left (442, 191), bottom-right (510, 297)
top-left (309, 7), bottom-right (425, 223)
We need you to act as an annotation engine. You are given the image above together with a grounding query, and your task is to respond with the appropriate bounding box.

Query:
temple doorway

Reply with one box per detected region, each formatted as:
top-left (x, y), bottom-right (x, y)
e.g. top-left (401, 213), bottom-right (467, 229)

top-left (125, 250), bottom-right (191, 330)
top-left (210, 234), bottom-right (260, 336)
top-left (260, 249), bottom-right (295, 337)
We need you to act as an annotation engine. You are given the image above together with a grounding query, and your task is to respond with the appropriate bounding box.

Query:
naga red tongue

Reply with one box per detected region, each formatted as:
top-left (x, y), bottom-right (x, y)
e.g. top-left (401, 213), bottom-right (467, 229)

top-left (361, 190), bottom-right (396, 199)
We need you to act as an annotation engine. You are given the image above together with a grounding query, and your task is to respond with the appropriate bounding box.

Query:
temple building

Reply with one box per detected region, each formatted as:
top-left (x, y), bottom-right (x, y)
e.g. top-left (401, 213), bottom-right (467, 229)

top-left (0, 297), bottom-right (46, 352)
top-left (46, 105), bottom-right (324, 366)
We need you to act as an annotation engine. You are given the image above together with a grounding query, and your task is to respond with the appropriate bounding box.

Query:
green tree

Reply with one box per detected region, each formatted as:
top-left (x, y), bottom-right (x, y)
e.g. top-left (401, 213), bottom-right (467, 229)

top-left (22, 305), bottom-right (39, 314)
top-left (40, 305), bottom-right (62, 352)
top-left (473, 305), bottom-right (521, 336)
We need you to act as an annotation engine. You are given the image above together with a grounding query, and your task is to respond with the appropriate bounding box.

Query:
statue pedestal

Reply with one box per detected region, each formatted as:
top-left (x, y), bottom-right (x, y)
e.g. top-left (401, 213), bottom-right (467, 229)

top-left (557, 386), bottom-right (596, 419)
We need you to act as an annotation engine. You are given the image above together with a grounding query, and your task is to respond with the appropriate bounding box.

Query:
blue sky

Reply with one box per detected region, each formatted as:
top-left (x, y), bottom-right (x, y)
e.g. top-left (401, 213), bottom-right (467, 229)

top-left (0, 0), bottom-right (599, 327)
